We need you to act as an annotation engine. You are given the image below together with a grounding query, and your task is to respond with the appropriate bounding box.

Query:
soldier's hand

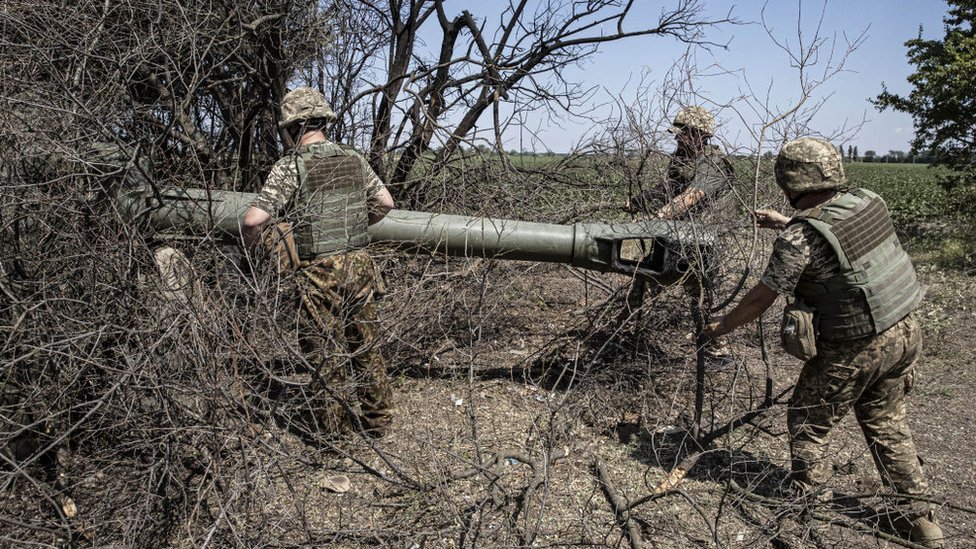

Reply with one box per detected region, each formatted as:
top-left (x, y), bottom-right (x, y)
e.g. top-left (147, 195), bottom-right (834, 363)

top-left (702, 319), bottom-right (729, 338)
top-left (754, 209), bottom-right (790, 230)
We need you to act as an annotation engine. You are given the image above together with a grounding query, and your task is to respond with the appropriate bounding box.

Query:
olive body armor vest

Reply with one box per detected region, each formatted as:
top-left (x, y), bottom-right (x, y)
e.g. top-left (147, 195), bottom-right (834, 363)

top-left (291, 143), bottom-right (369, 259)
top-left (792, 188), bottom-right (922, 341)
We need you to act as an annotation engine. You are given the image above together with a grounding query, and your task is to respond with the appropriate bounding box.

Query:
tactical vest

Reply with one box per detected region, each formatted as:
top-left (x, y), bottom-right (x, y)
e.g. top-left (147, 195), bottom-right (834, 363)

top-left (791, 188), bottom-right (922, 341)
top-left (667, 144), bottom-right (734, 195)
top-left (291, 142), bottom-right (370, 259)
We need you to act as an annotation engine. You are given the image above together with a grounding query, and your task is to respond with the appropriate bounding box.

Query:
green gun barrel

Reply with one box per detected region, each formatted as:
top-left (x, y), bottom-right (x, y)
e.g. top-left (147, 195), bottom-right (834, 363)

top-left (116, 186), bottom-right (714, 283)
top-left (368, 209), bottom-right (713, 283)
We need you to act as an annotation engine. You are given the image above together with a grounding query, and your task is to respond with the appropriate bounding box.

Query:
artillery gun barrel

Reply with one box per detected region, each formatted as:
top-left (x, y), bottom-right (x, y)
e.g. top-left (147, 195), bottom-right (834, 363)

top-left (369, 210), bottom-right (713, 283)
top-left (116, 186), bottom-right (714, 283)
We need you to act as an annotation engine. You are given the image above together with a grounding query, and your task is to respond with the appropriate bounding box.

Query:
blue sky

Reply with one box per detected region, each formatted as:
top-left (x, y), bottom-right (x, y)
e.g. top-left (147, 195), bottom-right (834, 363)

top-left (461, 0), bottom-right (949, 154)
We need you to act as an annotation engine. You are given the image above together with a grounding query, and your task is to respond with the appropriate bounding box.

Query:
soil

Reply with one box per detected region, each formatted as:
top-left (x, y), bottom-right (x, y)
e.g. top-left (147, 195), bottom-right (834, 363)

top-left (4, 256), bottom-right (973, 548)
top-left (229, 258), bottom-right (976, 548)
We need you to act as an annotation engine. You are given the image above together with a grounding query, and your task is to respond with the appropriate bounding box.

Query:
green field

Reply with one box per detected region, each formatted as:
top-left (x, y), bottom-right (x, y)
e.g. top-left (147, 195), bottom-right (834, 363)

top-left (840, 162), bottom-right (971, 269)
top-left (844, 162), bottom-right (952, 225)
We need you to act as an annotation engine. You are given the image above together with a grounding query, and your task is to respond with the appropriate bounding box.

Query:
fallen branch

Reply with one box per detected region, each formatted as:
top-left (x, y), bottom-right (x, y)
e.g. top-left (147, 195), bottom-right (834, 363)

top-left (727, 479), bottom-right (934, 549)
top-left (595, 456), bottom-right (644, 549)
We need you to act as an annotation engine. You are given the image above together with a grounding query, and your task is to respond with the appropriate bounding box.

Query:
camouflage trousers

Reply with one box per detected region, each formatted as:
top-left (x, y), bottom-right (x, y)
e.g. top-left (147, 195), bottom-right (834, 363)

top-left (788, 313), bottom-right (928, 509)
top-left (295, 249), bottom-right (392, 437)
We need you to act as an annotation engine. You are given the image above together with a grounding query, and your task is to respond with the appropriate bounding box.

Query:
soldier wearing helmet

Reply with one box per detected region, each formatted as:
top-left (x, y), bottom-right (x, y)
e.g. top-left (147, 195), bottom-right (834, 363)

top-left (624, 105), bottom-right (735, 360)
top-left (703, 137), bottom-right (943, 547)
top-left (630, 105), bottom-right (733, 220)
top-left (242, 87), bottom-right (396, 438)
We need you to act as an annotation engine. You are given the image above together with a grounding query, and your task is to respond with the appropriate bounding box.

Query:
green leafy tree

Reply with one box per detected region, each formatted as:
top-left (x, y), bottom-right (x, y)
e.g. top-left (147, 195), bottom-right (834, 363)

top-left (874, 1), bottom-right (976, 175)
top-left (853, 145), bottom-right (859, 160)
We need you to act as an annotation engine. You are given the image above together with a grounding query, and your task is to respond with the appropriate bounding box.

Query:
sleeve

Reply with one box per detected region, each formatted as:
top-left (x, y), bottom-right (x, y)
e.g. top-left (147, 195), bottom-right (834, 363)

top-left (690, 155), bottom-right (732, 200)
top-left (760, 223), bottom-right (813, 295)
top-left (358, 154), bottom-right (385, 196)
top-left (250, 156), bottom-right (301, 214)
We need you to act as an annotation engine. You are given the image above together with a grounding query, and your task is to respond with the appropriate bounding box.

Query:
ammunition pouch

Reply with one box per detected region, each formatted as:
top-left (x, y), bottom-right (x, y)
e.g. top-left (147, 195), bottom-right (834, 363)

top-left (781, 299), bottom-right (818, 361)
top-left (263, 222), bottom-right (301, 273)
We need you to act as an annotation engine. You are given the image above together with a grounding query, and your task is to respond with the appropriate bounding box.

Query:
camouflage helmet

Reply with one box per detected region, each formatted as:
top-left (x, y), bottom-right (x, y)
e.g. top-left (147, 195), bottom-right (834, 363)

top-left (774, 137), bottom-right (846, 193)
top-left (279, 87), bottom-right (336, 129)
top-left (668, 106), bottom-right (715, 136)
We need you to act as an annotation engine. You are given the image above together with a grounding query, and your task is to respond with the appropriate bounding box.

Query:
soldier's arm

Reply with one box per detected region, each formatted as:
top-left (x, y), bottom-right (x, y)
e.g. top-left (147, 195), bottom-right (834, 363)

top-left (657, 156), bottom-right (728, 219)
top-left (704, 225), bottom-right (810, 338)
top-left (242, 157), bottom-right (299, 249)
top-left (242, 206), bottom-right (271, 249)
top-left (369, 186), bottom-right (394, 225)
top-left (703, 282), bottom-right (778, 337)
top-left (361, 156), bottom-right (394, 224)
top-left (754, 209), bottom-right (790, 230)
top-left (656, 187), bottom-right (705, 219)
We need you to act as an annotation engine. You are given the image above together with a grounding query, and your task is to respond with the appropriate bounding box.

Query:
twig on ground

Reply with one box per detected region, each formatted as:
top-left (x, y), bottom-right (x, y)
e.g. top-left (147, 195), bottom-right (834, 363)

top-left (595, 455), bottom-right (645, 549)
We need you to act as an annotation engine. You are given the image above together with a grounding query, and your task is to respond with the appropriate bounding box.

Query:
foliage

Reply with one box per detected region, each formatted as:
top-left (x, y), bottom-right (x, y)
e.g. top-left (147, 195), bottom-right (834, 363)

top-left (873, 0), bottom-right (976, 185)
top-left (846, 163), bottom-right (951, 224)
top-left (315, 0), bottom-right (734, 206)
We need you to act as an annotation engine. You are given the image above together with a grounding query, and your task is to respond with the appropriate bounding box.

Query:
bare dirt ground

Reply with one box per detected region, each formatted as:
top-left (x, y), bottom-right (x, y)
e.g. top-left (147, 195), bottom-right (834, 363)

top-left (203, 256), bottom-right (976, 548)
top-left (3, 249), bottom-right (973, 549)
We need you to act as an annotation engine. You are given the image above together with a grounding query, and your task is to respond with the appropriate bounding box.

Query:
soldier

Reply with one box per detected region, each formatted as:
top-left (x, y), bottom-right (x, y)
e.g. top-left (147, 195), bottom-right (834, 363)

top-left (242, 87), bottom-right (396, 437)
top-left (626, 106), bottom-right (736, 358)
top-left (702, 137), bottom-right (943, 547)
top-left (628, 106), bottom-right (736, 222)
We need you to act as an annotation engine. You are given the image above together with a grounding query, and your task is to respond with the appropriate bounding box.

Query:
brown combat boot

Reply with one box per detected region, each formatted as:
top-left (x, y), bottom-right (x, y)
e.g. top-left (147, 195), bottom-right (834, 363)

top-left (890, 510), bottom-right (945, 548)
top-left (906, 515), bottom-right (945, 548)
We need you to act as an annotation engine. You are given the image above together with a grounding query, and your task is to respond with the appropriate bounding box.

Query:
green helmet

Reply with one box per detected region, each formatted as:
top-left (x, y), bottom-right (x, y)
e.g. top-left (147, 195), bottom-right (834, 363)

top-left (668, 106), bottom-right (715, 136)
top-left (774, 137), bottom-right (846, 193)
top-left (279, 87), bottom-right (336, 129)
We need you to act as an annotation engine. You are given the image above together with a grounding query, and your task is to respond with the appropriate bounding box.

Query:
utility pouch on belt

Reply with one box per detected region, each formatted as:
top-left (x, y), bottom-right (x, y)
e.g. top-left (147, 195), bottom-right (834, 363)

top-left (264, 222), bottom-right (301, 273)
top-left (781, 300), bottom-right (818, 361)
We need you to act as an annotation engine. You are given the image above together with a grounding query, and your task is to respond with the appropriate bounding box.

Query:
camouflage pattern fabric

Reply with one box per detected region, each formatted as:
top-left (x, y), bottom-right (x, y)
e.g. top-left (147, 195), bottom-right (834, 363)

top-left (788, 313), bottom-right (929, 513)
top-left (630, 144), bottom-right (735, 225)
top-left (760, 219), bottom-right (841, 295)
top-left (279, 87), bottom-right (336, 128)
top-left (669, 106), bottom-right (715, 136)
top-left (295, 249), bottom-right (392, 436)
top-left (775, 137), bottom-right (846, 193)
top-left (250, 145), bottom-right (384, 216)
top-left (624, 144), bottom-right (735, 319)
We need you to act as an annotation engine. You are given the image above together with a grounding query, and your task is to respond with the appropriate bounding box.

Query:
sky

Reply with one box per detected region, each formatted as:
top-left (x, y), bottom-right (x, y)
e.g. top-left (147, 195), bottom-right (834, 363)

top-left (459, 0), bottom-right (950, 154)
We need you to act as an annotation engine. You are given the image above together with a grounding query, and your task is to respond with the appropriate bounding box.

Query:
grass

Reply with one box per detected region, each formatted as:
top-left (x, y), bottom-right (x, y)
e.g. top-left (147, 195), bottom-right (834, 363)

top-left (844, 162), bottom-right (974, 271)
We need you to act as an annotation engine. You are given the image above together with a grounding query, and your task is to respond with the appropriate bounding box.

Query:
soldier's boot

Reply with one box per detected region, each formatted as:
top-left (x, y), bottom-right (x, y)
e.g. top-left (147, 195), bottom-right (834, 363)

top-left (908, 517), bottom-right (945, 548)
top-left (358, 410), bottom-right (392, 439)
top-left (889, 510), bottom-right (945, 548)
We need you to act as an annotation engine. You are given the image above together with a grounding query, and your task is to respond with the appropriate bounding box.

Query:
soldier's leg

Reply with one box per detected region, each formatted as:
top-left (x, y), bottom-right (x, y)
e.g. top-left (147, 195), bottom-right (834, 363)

top-left (297, 277), bottom-right (353, 436)
top-left (683, 273), bottom-right (730, 360)
top-left (339, 251), bottom-right (392, 436)
top-left (316, 251), bottom-right (392, 437)
top-left (153, 245), bottom-right (200, 304)
top-left (346, 300), bottom-right (392, 436)
top-left (853, 317), bottom-right (930, 502)
top-left (614, 278), bottom-right (649, 331)
top-left (788, 340), bottom-right (874, 491)
top-left (857, 338), bottom-right (944, 549)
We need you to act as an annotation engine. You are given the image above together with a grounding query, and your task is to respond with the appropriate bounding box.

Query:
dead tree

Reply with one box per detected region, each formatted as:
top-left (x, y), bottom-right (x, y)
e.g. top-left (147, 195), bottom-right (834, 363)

top-left (312, 0), bottom-right (735, 205)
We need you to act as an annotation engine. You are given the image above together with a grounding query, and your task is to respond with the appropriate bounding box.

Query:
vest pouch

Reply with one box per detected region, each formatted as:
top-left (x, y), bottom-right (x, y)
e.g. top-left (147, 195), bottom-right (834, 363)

top-left (781, 300), bottom-right (818, 361)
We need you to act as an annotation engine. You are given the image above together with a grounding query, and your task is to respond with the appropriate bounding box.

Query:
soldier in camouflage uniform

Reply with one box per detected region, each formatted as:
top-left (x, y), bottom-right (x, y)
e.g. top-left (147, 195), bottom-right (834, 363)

top-left (703, 137), bottom-right (943, 547)
top-left (625, 106), bottom-right (736, 358)
top-left (628, 106), bottom-right (735, 223)
top-left (242, 88), bottom-right (396, 437)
